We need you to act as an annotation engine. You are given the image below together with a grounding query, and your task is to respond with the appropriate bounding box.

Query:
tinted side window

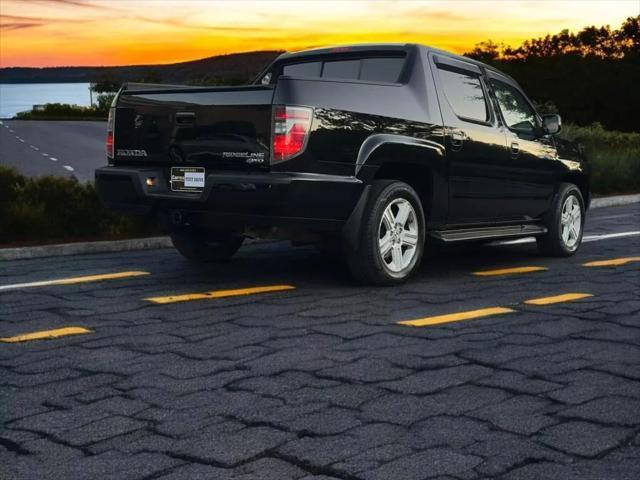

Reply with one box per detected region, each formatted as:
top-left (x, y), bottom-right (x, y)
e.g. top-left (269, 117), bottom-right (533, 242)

top-left (438, 68), bottom-right (488, 122)
top-left (322, 60), bottom-right (360, 79)
top-left (283, 62), bottom-right (322, 77)
top-left (491, 80), bottom-right (537, 135)
top-left (360, 57), bottom-right (404, 82)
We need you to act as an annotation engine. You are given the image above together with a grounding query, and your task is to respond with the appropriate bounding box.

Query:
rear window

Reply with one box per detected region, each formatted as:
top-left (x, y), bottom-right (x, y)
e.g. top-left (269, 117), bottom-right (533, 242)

top-left (282, 62), bottom-right (322, 77)
top-left (360, 58), bottom-right (405, 82)
top-left (323, 60), bottom-right (360, 79)
top-left (272, 55), bottom-right (405, 83)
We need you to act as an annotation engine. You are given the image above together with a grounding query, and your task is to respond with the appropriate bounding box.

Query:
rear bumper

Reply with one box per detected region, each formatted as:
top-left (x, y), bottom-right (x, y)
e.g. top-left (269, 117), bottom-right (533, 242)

top-left (95, 166), bottom-right (365, 231)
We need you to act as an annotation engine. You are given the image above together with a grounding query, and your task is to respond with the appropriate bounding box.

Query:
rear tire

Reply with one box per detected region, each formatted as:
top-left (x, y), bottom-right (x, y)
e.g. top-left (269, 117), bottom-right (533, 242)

top-left (170, 230), bottom-right (244, 263)
top-left (537, 183), bottom-right (585, 257)
top-left (346, 180), bottom-right (425, 285)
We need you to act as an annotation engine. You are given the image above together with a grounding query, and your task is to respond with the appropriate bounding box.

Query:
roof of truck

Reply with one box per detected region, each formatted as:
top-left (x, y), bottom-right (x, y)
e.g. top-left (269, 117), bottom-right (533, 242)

top-left (277, 43), bottom-right (515, 83)
top-left (280, 43), bottom-right (413, 58)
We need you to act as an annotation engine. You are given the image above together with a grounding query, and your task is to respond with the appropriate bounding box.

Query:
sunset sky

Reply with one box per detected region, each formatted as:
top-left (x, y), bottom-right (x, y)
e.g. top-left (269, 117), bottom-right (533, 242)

top-left (1, 0), bottom-right (638, 67)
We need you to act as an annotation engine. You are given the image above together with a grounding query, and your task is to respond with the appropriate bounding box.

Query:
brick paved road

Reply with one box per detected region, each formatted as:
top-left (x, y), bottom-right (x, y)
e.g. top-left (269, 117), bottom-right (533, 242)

top-left (1, 205), bottom-right (639, 480)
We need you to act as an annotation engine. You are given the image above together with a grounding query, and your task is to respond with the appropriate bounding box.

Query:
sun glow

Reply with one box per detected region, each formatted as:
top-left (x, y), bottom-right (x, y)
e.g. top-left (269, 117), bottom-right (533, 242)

top-left (1, 0), bottom-right (637, 67)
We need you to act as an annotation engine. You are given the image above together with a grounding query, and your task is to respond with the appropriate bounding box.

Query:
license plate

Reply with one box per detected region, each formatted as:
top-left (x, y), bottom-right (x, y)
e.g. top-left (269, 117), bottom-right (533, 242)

top-left (170, 167), bottom-right (205, 192)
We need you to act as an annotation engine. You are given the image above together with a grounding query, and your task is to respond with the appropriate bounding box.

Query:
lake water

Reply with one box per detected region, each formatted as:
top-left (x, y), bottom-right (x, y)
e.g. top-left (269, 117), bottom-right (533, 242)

top-left (0, 83), bottom-right (93, 118)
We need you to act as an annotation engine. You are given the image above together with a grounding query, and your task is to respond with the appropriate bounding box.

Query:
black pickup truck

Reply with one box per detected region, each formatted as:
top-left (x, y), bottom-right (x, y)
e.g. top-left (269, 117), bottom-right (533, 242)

top-left (96, 44), bottom-right (589, 284)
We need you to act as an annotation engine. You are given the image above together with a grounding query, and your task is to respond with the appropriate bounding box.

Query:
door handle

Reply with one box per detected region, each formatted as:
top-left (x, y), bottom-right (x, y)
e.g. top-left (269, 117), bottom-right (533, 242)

top-left (510, 141), bottom-right (520, 156)
top-left (175, 112), bottom-right (196, 124)
top-left (450, 130), bottom-right (465, 151)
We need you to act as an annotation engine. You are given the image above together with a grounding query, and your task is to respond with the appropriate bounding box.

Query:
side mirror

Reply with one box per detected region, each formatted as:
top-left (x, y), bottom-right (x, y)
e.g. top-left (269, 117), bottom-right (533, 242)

top-left (543, 114), bottom-right (562, 135)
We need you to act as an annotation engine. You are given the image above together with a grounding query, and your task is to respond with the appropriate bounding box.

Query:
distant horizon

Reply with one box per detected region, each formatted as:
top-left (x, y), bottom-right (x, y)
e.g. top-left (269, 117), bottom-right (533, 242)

top-left (0, 49), bottom-right (283, 70)
top-left (1, 0), bottom-right (637, 68)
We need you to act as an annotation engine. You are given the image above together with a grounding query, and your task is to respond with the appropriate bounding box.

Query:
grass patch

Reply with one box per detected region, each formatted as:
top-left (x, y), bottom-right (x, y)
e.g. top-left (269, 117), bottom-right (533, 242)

top-left (560, 123), bottom-right (640, 195)
top-left (0, 166), bottom-right (156, 245)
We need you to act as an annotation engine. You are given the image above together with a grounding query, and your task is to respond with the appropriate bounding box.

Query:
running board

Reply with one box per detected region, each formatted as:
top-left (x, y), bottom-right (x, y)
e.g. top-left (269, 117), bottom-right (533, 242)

top-left (431, 224), bottom-right (547, 243)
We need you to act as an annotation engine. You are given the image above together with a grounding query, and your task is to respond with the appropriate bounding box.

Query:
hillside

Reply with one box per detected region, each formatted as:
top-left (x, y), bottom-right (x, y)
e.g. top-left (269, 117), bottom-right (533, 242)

top-left (0, 50), bottom-right (282, 85)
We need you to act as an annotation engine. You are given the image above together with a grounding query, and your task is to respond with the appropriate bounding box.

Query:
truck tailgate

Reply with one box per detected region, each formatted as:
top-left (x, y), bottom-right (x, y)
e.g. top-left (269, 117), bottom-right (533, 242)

top-left (114, 85), bottom-right (274, 171)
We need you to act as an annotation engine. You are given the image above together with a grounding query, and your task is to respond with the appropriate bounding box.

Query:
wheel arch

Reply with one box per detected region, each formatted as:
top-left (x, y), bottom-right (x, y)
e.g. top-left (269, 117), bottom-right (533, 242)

top-left (561, 172), bottom-right (590, 209)
top-left (354, 134), bottom-right (447, 221)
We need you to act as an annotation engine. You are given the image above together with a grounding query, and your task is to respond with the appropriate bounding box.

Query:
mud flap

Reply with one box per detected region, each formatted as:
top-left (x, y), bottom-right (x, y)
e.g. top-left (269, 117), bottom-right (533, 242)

top-left (341, 184), bottom-right (371, 254)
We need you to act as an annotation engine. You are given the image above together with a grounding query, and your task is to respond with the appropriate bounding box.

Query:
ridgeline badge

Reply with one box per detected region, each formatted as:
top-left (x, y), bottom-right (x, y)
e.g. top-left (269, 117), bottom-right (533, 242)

top-left (222, 152), bottom-right (266, 164)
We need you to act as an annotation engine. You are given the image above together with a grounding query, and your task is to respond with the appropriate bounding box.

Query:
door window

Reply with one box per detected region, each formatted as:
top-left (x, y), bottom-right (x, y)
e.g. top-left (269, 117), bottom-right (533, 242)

top-left (437, 68), bottom-right (489, 122)
top-left (491, 80), bottom-right (538, 135)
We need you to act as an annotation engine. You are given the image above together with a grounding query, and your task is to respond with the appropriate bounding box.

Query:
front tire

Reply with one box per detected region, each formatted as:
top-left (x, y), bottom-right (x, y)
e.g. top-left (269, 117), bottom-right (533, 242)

top-left (170, 230), bottom-right (244, 263)
top-left (346, 180), bottom-right (425, 285)
top-left (537, 183), bottom-right (585, 257)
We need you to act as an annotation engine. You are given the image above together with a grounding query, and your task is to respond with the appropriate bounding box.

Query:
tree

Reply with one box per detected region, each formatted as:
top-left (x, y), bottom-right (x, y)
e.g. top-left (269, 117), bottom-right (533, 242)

top-left (95, 93), bottom-right (116, 115)
top-left (616, 16), bottom-right (640, 55)
top-left (91, 73), bottom-right (120, 93)
top-left (465, 41), bottom-right (503, 64)
top-left (464, 16), bottom-right (640, 132)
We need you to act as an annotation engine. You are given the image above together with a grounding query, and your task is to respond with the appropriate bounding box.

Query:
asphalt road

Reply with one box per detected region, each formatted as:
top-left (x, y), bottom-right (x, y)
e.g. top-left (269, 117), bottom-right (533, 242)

top-left (0, 120), bottom-right (107, 183)
top-left (1, 204), bottom-right (639, 480)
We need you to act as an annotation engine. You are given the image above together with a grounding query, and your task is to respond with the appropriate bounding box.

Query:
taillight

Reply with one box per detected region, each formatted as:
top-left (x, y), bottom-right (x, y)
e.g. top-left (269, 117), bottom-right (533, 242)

top-left (106, 107), bottom-right (115, 160)
top-left (272, 105), bottom-right (312, 163)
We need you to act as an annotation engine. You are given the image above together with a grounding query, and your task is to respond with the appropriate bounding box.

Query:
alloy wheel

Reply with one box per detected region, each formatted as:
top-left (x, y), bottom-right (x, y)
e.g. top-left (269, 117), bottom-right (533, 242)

top-left (560, 194), bottom-right (582, 250)
top-left (378, 198), bottom-right (419, 273)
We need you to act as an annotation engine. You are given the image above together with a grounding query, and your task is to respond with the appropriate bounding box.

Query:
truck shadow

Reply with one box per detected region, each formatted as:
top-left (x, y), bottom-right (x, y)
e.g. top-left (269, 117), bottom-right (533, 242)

top-left (167, 239), bottom-right (546, 289)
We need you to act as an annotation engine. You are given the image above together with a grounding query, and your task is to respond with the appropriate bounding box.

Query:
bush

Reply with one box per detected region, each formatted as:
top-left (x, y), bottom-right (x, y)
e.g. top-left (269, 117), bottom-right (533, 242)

top-left (14, 102), bottom-right (108, 120)
top-left (0, 166), bottom-right (156, 245)
top-left (560, 123), bottom-right (640, 195)
top-left (14, 93), bottom-right (114, 120)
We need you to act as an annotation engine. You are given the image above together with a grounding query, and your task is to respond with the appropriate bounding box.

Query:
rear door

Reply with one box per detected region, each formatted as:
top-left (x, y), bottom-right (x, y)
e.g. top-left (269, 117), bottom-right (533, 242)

top-left (429, 54), bottom-right (511, 223)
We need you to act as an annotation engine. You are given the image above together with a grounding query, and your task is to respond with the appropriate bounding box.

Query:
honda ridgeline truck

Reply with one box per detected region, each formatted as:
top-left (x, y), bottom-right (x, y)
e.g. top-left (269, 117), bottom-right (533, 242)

top-left (95, 44), bottom-right (590, 284)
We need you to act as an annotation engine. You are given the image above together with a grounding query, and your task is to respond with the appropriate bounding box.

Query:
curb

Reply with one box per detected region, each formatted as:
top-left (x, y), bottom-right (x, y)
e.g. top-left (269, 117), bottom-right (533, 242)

top-left (591, 193), bottom-right (640, 209)
top-left (0, 236), bottom-right (172, 262)
top-left (1, 193), bottom-right (638, 262)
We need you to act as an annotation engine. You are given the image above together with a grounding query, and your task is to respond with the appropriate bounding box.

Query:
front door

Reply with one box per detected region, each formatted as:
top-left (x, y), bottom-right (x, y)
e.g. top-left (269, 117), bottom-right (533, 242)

top-left (487, 75), bottom-right (559, 219)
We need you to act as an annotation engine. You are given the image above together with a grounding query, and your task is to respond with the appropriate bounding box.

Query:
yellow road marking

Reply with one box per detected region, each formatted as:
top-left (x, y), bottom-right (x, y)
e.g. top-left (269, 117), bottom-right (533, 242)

top-left (145, 285), bottom-right (296, 304)
top-left (524, 293), bottom-right (593, 305)
top-left (0, 271), bottom-right (150, 291)
top-left (398, 307), bottom-right (515, 327)
top-left (55, 271), bottom-right (149, 285)
top-left (472, 266), bottom-right (548, 277)
top-left (0, 327), bottom-right (92, 343)
top-left (582, 257), bottom-right (640, 267)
